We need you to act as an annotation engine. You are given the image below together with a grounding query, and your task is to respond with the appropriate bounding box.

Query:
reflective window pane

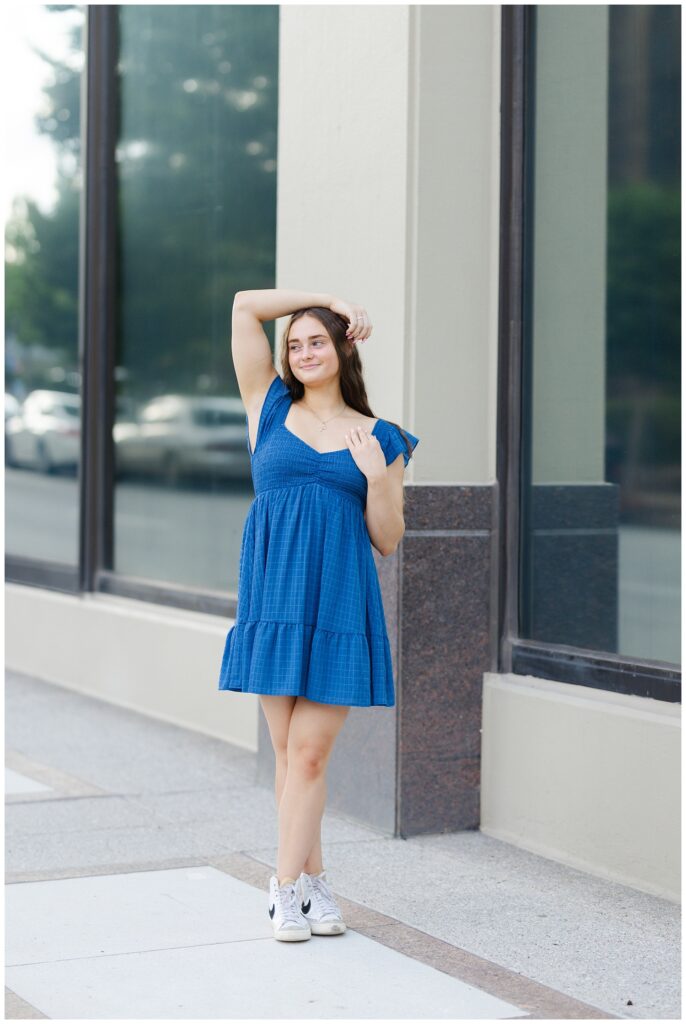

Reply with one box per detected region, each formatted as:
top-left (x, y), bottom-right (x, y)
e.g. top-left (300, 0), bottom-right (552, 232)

top-left (520, 5), bottom-right (681, 664)
top-left (113, 5), bottom-right (278, 593)
top-left (5, 5), bottom-right (85, 564)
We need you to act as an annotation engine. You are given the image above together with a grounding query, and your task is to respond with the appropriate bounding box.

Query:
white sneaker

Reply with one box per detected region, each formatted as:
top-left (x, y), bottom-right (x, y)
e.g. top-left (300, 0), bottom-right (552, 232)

top-left (268, 875), bottom-right (311, 941)
top-left (297, 870), bottom-right (347, 935)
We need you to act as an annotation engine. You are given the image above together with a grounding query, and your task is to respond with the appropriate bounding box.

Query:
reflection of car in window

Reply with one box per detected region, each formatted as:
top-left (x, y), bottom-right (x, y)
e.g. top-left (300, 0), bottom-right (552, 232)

top-left (5, 393), bottom-right (21, 421)
top-left (5, 389), bottom-right (81, 474)
top-left (113, 394), bottom-right (251, 484)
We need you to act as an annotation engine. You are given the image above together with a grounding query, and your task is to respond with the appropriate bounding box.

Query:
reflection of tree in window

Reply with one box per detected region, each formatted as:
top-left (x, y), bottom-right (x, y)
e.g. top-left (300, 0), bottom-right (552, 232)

top-left (5, 5), bottom-right (83, 398)
top-left (116, 5), bottom-right (279, 409)
top-left (605, 5), bottom-right (680, 529)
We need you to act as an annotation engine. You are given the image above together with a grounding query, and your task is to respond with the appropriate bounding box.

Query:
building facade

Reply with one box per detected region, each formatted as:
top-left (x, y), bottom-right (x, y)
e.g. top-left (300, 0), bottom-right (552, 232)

top-left (5, 5), bottom-right (681, 901)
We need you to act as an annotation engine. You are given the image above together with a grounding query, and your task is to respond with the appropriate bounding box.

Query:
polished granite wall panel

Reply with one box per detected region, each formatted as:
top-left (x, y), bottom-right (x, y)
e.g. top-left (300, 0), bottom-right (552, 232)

top-left (398, 485), bottom-right (495, 835)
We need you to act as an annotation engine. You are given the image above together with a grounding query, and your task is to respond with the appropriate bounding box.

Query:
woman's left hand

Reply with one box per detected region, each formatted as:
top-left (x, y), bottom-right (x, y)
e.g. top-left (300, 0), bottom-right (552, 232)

top-left (345, 425), bottom-right (386, 480)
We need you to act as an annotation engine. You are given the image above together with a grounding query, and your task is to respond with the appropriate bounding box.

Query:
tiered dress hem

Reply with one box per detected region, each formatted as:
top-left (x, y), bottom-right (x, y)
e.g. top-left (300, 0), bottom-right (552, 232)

top-left (219, 618), bottom-right (396, 706)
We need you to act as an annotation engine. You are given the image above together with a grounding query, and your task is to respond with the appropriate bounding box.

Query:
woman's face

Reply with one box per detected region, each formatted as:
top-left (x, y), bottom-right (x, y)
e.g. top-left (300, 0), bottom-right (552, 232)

top-left (287, 315), bottom-right (339, 386)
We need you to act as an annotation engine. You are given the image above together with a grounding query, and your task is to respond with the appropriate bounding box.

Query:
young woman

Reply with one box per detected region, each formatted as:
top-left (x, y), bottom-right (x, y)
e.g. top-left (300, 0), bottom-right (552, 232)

top-left (218, 289), bottom-right (419, 942)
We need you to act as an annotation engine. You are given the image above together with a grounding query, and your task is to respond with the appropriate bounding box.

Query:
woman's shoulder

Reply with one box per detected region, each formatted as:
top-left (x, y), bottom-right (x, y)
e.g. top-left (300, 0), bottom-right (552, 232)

top-left (341, 408), bottom-right (382, 433)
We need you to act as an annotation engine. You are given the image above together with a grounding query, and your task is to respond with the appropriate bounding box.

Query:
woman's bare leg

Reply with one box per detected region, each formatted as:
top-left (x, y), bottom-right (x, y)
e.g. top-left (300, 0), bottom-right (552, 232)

top-left (277, 763), bottom-right (324, 874)
top-left (277, 696), bottom-right (349, 882)
top-left (260, 693), bottom-right (295, 809)
top-left (260, 694), bottom-right (347, 880)
top-left (261, 695), bottom-right (323, 872)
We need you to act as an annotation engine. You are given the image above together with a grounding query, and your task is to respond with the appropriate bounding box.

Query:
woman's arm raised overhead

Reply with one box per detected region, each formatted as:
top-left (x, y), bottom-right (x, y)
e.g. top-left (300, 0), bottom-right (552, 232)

top-left (231, 289), bottom-right (335, 410)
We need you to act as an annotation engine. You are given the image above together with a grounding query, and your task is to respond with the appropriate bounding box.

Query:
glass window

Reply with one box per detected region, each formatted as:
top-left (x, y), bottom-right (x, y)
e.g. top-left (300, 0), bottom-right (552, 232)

top-left (113, 5), bottom-right (279, 592)
top-left (5, 5), bottom-right (85, 565)
top-left (520, 5), bottom-right (680, 665)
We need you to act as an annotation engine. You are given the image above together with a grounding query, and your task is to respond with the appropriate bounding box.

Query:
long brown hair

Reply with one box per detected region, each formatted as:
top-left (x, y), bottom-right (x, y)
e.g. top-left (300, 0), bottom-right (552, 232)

top-left (280, 307), bottom-right (414, 464)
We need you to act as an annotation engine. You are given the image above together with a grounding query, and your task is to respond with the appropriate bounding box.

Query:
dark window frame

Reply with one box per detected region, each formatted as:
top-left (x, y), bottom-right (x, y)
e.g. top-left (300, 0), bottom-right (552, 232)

top-left (496, 5), bottom-right (680, 703)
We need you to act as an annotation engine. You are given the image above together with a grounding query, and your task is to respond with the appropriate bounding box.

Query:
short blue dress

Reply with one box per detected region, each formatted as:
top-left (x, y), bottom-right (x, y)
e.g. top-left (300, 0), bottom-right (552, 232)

top-left (217, 373), bottom-right (420, 707)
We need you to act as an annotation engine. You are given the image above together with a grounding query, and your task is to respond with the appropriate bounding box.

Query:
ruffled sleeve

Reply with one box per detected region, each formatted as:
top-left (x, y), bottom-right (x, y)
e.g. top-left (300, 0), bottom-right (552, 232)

top-left (248, 373), bottom-right (291, 456)
top-left (377, 420), bottom-right (420, 467)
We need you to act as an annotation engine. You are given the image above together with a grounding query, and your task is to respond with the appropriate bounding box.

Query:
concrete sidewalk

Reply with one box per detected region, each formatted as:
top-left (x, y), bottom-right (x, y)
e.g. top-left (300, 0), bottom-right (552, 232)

top-left (5, 670), bottom-right (679, 1019)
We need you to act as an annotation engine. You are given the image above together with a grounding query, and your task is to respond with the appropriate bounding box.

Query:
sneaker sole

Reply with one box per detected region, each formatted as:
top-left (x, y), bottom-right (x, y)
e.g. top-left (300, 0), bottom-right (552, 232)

top-left (272, 925), bottom-right (311, 941)
top-left (309, 920), bottom-right (346, 935)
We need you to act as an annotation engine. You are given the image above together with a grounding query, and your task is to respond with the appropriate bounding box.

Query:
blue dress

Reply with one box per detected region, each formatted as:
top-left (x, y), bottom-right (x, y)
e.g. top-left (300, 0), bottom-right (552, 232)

top-left (217, 373), bottom-right (420, 707)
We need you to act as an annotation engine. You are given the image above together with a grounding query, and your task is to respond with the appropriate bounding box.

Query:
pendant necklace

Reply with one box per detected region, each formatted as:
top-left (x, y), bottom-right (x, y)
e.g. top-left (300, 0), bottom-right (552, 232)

top-left (301, 401), bottom-right (347, 432)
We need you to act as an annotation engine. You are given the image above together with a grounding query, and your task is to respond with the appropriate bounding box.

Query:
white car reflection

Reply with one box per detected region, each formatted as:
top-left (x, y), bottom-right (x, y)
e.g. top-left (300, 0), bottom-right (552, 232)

top-left (5, 389), bottom-right (80, 473)
top-left (5, 389), bottom-right (252, 483)
top-left (5, 393), bottom-right (21, 421)
top-left (5, 392), bottom-right (21, 466)
top-left (113, 394), bottom-right (251, 483)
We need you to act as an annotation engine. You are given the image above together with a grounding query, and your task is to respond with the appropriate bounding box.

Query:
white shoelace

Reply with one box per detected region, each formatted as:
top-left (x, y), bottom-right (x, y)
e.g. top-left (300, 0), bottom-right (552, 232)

top-left (310, 873), bottom-right (341, 918)
top-left (276, 881), bottom-right (303, 925)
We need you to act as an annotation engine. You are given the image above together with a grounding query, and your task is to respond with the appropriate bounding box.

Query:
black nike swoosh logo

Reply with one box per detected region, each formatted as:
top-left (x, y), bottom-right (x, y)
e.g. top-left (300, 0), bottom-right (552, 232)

top-left (269, 904), bottom-right (275, 918)
top-left (301, 899), bottom-right (311, 914)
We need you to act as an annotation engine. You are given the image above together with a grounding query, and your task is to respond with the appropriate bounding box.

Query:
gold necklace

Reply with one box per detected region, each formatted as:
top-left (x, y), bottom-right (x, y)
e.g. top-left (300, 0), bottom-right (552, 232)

top-left (300, 400), bottom-right (347, 433)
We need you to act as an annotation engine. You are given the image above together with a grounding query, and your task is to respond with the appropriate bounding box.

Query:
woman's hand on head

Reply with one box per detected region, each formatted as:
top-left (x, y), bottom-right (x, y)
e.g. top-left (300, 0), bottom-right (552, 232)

top-left (345, 425), bottom-right (386, 480)
top-left (329, 298), bottom-right (373, 344)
